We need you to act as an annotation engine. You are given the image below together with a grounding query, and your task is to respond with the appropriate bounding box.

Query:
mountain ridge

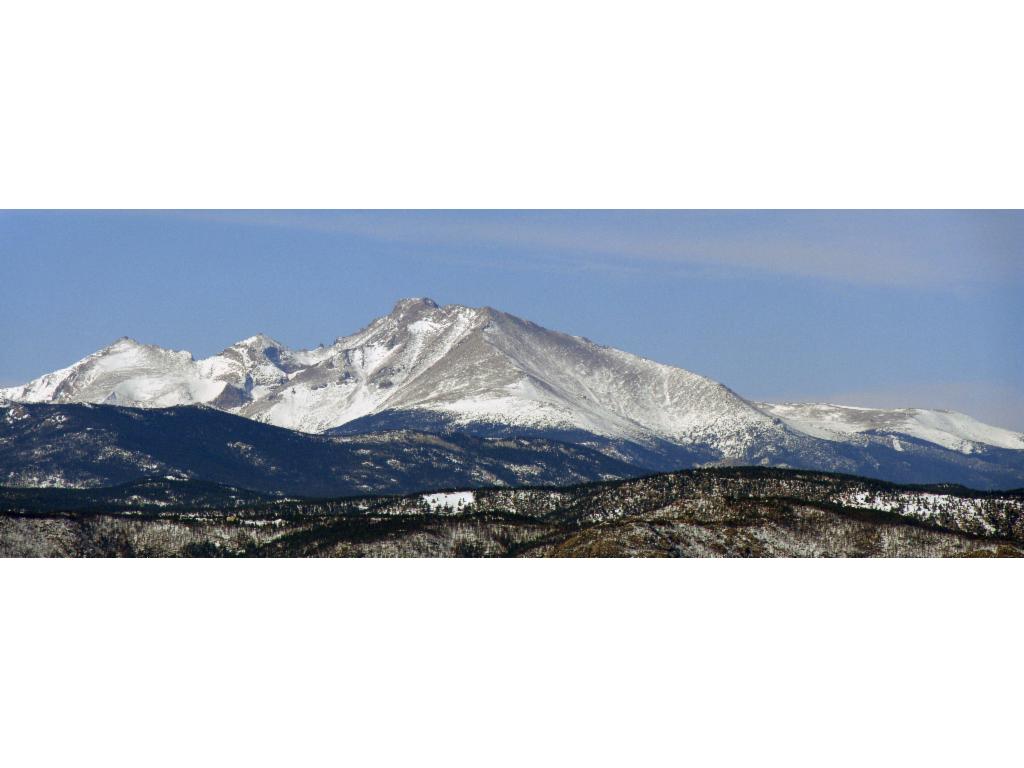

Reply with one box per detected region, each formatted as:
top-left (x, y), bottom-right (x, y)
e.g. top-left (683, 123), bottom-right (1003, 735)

top-left (3, 298), bottom-right (1023, 489)
top-left (0, 401), bottom-right (640, 495)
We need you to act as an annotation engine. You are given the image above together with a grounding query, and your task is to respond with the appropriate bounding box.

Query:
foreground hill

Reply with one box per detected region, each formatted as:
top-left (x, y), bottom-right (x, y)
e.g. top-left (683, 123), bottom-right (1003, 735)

top-left (3, 468), bottom-right (1021, 557)
top-left (0, 402), bottom-right (637, 495)
top-left (4, 299), bottom-right (1023, 488)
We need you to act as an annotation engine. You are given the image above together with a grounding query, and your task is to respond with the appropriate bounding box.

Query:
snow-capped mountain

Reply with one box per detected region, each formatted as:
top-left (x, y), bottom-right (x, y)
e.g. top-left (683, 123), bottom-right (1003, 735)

top-left (4, 298), bottom-right (1023, 488)
top-left (2, 298), bottom-right (783, 449)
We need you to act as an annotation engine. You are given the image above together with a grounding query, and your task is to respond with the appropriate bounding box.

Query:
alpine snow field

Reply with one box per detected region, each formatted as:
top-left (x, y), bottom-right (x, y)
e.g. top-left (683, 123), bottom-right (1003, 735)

top-left (3, 298), bottom-right (1023, 556)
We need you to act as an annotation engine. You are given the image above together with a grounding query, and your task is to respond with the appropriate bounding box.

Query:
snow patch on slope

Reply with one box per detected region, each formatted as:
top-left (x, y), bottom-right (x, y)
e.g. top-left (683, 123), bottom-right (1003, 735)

top-left (421, 491), bottom-right (476, 511)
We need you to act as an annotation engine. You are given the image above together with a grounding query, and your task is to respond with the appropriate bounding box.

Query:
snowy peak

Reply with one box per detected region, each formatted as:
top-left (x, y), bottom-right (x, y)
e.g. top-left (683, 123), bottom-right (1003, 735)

top-left (757, 402), bottom-right (1024, 454)
top-left (228, 299), bottom-right (786, 455)
top-left (103, 336), bottom-right (144, 352)
top-left (202, 334), bottom-right (296, 392)
top-left (243, 300), bottom-right (505, 433)
top-left (0, 337), bottom-right (223, 409)
top-left (391, 297), bottom-right (440, 314)
top-left (230, 333), bottom-right (286, 353)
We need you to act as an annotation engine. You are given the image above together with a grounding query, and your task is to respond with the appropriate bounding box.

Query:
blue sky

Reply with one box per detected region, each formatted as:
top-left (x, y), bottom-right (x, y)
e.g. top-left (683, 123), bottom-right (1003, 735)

top-left (2, 210), bottom-right (1022, 428)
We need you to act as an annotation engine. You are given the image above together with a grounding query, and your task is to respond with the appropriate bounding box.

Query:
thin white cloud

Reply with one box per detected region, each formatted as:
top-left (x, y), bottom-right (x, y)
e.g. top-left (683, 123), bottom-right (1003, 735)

top-left (188, 210), bottom-right (1024, 288)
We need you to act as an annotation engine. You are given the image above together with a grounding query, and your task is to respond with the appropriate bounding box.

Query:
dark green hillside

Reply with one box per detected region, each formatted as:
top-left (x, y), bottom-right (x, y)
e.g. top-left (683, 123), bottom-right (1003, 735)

top-left (3, 467), bottom-right (1021, 558)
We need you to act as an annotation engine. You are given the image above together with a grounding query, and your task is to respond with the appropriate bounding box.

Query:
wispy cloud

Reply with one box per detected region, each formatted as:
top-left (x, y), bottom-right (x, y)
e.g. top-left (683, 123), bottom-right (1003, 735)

top-left (188, 210), bottom-right (1024, 288)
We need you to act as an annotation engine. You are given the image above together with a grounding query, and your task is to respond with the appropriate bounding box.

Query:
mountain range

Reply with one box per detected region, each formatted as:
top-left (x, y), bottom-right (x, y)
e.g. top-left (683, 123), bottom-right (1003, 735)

top-left (3, 298), bottom-right (1023, 490)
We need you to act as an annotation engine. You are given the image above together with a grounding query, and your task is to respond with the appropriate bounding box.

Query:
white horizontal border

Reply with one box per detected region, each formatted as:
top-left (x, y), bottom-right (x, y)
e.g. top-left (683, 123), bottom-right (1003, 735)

top-left (1, 1), bottom-right (1021, 207)
top-left (3, 559), bottom-right (1022, 768)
